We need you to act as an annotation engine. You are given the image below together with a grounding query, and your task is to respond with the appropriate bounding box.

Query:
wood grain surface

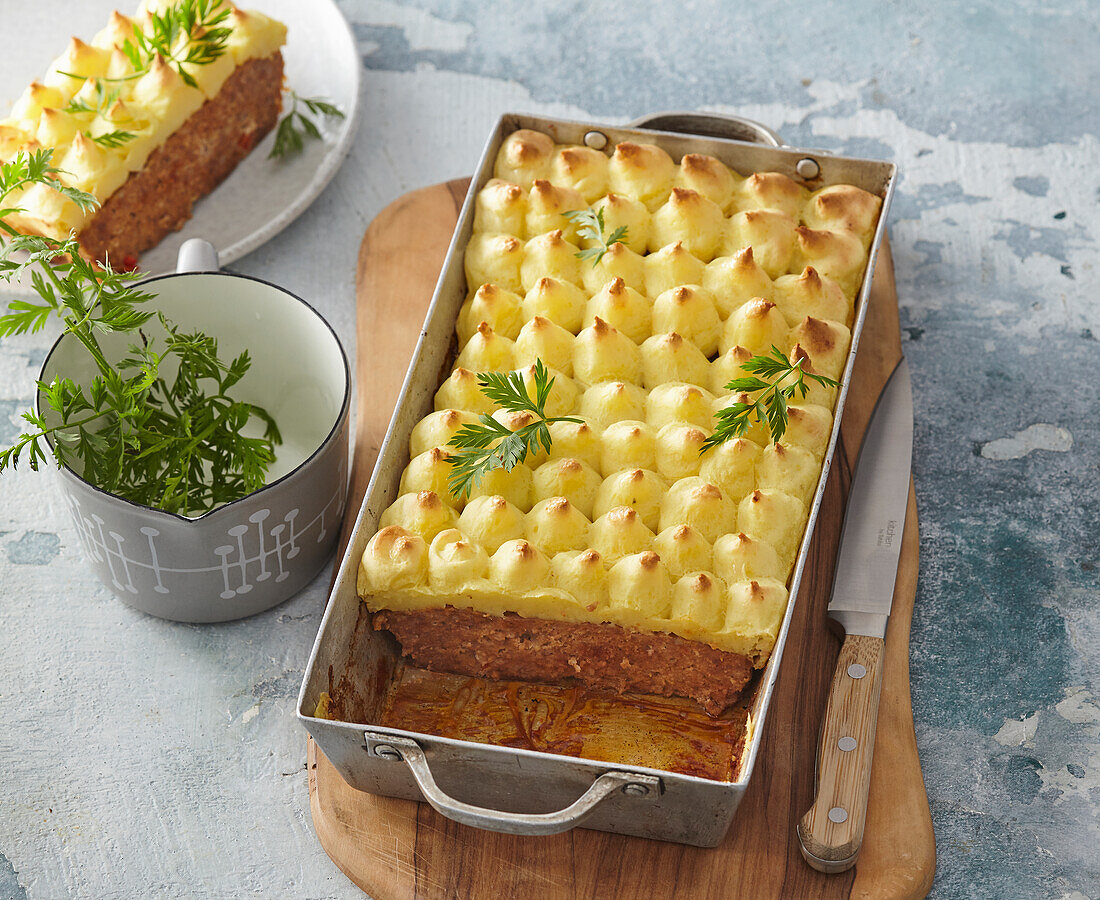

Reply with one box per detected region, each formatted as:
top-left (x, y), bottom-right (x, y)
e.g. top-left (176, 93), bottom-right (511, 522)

top-left (798, 633), bottom-right (887, 870)
top-left (307, 178), bottom-right (936, 900)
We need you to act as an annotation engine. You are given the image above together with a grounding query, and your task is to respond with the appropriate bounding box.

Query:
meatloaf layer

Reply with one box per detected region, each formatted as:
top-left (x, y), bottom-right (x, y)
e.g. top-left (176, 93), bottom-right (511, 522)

top-left (77, 53), bottom-right (284, 265)
top-left (373, 606), bottom-right (755, 716)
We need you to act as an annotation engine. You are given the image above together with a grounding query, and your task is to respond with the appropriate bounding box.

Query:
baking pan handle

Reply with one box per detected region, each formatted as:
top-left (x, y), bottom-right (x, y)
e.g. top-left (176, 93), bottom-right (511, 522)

top-left (364, 732), bottom-right (661, 836)
top-left (628, 111), bottom-right (783, 146)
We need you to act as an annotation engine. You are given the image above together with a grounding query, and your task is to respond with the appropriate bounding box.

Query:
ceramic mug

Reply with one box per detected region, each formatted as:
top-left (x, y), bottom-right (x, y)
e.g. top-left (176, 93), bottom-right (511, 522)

top-left (37, 240), bottom-right (351, 622)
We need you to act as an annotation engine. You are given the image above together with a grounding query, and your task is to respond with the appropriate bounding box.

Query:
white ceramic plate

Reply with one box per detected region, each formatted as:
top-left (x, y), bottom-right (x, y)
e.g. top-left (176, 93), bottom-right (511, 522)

top-left (0, 0), bottom-right (361, 285)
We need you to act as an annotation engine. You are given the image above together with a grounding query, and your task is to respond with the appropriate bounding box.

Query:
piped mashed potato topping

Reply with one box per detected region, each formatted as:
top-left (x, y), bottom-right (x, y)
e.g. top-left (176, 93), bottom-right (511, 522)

top-left (0, 0), bottom-right (286, 241)
top-left (360, 129), bottom-right (882, 667)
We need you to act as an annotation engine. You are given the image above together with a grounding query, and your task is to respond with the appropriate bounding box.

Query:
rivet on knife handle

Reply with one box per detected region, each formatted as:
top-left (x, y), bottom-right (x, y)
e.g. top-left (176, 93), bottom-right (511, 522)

top-left (797, 633), bottom-right (886, 873)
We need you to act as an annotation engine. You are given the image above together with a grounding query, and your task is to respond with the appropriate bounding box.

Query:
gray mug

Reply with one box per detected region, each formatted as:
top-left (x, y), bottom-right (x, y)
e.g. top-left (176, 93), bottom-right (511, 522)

top-left (37, 240), bottom-right (351, 622)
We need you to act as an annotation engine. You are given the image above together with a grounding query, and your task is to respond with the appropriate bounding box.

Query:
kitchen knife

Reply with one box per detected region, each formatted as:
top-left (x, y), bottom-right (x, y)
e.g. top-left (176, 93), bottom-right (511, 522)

top-left (797, 356), bottom-right (914, 874)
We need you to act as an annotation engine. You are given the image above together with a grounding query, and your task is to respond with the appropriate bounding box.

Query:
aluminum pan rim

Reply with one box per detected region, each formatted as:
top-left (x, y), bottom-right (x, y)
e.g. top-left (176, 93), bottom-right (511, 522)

top-left (298, 112), bottom-right (897, 796)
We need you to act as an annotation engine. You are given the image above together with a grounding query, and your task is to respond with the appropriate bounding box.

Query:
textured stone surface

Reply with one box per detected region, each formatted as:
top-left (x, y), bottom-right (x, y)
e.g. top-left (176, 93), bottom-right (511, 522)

top-left (1, 1), bottom-right (1097, 898)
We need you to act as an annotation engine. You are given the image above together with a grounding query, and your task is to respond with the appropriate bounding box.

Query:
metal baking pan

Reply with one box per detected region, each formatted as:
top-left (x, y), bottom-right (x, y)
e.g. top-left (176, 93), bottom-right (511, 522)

top-left (297, 112), bottom-right (897, 847)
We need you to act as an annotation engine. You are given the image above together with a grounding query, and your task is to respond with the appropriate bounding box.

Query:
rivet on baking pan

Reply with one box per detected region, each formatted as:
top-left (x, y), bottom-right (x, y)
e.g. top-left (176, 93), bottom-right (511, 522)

top-left (622, 783), bottom-right (649, 797)
top-left (837, 736), bottom-right (857, 752)
top-left (374, 744), bottom-right (403, 761)
top-left (846, 663), bottom-right (867, 680)
top-left (828, 806), bottom-right (849, 824)
top-left (796, 157), bottom-right (821, 179)
top-left (584, 130), bottom-right (609, 150)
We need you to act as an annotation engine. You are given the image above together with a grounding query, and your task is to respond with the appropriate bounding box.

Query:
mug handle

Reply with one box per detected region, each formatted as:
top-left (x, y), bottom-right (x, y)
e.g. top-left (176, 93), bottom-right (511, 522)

top-left (176, 239), bottom-right (220, 273)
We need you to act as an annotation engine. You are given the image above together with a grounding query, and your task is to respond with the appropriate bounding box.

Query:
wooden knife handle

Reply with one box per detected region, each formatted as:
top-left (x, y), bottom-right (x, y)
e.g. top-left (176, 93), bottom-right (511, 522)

top-left (797, 632), bottom-right (886, 873)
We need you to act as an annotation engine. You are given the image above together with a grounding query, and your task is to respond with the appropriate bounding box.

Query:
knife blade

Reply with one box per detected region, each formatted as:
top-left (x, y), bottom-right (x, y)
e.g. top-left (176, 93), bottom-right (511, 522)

top-left (828, 356), bottom-right (914, 638)
top-left (797, 357), bottom-right (914, 874)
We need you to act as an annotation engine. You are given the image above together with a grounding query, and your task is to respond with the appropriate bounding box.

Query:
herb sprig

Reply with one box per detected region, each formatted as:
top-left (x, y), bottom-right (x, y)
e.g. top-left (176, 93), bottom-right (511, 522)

top-left (0, 148), bottom-right (97, 222)
top-left (63, 81), bottom-right (136, 150)
top-left (700, 345), bottom-right (839, 451)
top-left (270, 92), bottom-right (345, 160)
top-left (120, 0), bottom-right (232, 89)
top-left (445, 359), bottom-right (581, 498)
top-left (563, 208), bottom-right (628, 267)
top-left (89, 131), bottom-right (137, 150)
top-left (63, 80), bottom-right (117, 116)
top-left (0, 148), bottom-right (281, 516)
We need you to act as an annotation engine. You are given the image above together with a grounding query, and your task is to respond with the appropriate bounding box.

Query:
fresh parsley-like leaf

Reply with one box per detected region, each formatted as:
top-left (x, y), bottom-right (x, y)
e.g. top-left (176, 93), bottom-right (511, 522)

top-left (445, 359), bottom-right (581, 498)
top-left (270, 111), bottom-right (304, 159)
top-left (700, 345), bottom-right (840, 451)
top-left (300, 98), bottom-right (343, 118)
top-left (0, 297), bottom-right (56, 337)
top-left (63, 80), bottom-right (120, 118)
top-left (562, 208), bottom-right (629, 267)
top-left (0, 146), bottom-right (282, 516)
top-left (51, 181), bottom-right (99, 212)
top-left (119, 0), bottom-right (231, 87)
top-left (269, 91), bottom-right (346, 160)
top-left (0, 148), bottom-right (95, 215)
top-left (89, 130), bottom-right (136, 149)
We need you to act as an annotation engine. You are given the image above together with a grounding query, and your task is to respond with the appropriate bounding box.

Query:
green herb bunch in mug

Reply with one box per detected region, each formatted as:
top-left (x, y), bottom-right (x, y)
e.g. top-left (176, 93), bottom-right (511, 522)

top-left (0, 148), bottom-right (281, 517)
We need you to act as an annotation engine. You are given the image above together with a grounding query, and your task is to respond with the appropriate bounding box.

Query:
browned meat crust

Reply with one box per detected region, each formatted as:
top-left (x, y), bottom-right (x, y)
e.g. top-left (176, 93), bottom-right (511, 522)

top-left (78, 53), bottom-right (284, 265)
top-left (373, 606), bottom-right (754, 716)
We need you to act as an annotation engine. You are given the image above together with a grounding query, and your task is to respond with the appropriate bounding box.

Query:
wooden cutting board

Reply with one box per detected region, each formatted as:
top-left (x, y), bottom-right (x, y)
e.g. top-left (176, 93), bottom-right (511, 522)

top-left (306, 178), bottom-right (936, 900)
